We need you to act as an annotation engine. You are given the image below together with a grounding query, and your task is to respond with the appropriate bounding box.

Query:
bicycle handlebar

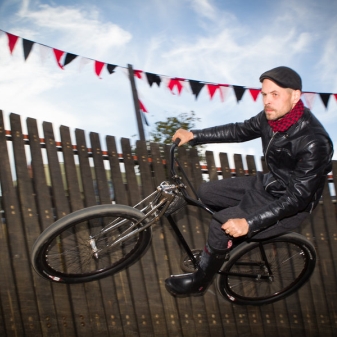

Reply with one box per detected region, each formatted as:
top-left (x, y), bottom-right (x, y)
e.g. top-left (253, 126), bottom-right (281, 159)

top-left (170, 138), bottom-right (180, 176)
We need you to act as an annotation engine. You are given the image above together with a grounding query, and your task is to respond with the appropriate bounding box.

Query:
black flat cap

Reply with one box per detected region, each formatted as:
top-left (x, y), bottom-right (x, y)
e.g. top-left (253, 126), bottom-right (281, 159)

top-left (259, 66), bottom-right (302, 91)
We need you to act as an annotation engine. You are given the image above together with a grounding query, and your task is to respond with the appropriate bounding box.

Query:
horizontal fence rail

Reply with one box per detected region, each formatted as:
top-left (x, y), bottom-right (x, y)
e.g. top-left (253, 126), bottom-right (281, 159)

top-left (0, 110), bottom-right (336, 337)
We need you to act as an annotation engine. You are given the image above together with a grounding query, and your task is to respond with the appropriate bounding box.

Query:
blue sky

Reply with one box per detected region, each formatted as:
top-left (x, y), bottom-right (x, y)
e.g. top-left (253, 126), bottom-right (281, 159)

top-left (0, 0), bottom-right (336, 169)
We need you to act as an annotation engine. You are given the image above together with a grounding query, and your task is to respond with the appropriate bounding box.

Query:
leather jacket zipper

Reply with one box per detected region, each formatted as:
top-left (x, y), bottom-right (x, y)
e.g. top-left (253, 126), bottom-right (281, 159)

top-left (264, 131), bottom-right (278, 192)
top-left (265, 131), bottom-right (278, 168)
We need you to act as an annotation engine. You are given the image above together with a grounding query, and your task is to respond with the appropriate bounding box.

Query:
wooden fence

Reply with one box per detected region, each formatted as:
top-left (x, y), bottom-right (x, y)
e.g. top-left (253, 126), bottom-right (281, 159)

top-left (0, 110), bottom-right (336, 337)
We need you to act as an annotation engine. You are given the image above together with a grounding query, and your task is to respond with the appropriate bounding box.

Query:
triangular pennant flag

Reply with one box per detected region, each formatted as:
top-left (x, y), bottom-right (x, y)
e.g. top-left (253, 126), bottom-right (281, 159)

top-left (301, 92), bottom-right (316, 110)
top-left (189, 80), bottom-right (204, 99)
top-left (319, 93), bottom-right (331, 109)
top-left (218, 84), bottom-right (229, 102)
top-left (7, 32), bottom-right (19, 54)
top-left (134, 70), bottom-right (143, 79)
top-left (22, 39), bottom-right (34, 60)
top-left (106, 64), bottom-right (117, 74)
top-left (53, 48), bottom-right (64, 69)
top-left (168, 78), bottom-right (185, 95)
top-left (63, 53), bottom-right (77, 66)
top-left (39, 44), bottom-right (50, 63)
top-left (95, 61), bottom-right (105, 78)
top-left (232, 85), bottom-right (246, 102)
top-left (139, 99), bottom-right (148, 113)
top-left (79, 57), bottom-right (91, 72)
top-left (146, 72), bottom-right (161, 87)
top-left (207, 84), bottom-right (219, 100)
top-left (249, 88), bottom-right (260, 102)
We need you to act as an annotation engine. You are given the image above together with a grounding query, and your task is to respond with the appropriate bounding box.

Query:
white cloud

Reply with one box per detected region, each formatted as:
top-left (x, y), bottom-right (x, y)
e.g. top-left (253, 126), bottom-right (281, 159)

top-left (189, 0), bottom-right (217, 20)
top-left (15, 4), bottom-right (132, 60)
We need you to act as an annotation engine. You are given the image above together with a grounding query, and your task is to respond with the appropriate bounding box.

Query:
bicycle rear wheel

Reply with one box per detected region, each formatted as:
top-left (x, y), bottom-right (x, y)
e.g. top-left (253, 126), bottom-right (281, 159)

top-left (216, 233), bottom-right (316, 305)
top-left (31, 204), bottom-right (152, 283)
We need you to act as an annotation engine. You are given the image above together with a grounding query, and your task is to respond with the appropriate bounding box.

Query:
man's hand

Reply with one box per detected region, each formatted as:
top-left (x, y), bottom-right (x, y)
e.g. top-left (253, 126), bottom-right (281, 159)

top-left (172, 129), bottom-right (194, 146)
top-left (221, 219), bottom-right (249, 238)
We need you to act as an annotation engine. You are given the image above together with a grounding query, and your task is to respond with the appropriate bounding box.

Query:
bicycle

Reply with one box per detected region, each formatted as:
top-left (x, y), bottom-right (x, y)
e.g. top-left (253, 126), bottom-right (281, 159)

top-left (31, 139), bottom-right (316, 306)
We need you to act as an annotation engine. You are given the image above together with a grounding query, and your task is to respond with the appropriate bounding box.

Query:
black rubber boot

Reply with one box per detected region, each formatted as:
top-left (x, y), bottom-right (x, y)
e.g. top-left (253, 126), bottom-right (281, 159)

top-left (165, 245), bottom-right (229, 296)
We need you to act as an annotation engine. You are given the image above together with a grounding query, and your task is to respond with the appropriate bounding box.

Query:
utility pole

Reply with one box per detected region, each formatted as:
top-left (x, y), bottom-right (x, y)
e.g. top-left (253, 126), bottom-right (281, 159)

top-left (127, 64), bottom-right (146, 141)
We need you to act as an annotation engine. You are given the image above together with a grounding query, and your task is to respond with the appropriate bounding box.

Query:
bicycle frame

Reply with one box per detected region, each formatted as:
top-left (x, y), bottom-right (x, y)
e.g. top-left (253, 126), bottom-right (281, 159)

top-left (92, 140), bottom-right (277, 277)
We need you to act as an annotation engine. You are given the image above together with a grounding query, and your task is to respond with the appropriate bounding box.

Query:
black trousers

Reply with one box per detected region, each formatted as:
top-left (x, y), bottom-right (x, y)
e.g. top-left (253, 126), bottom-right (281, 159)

top-left (198, 172), bottom-right (308, 252)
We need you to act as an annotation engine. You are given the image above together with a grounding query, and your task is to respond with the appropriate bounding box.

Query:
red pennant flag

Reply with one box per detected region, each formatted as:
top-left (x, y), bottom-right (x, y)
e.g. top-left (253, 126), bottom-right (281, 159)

top-left (207, 84), bottom-right (219, 100)
top-left (334, 94), bottom-right (337, 101)
top-left (168, 78), bottom-right (185, 95)
top-left (139, 99), bottom-right (148, 113)
top-left (7, 33), bottom-right (19, 54)
top-left (134, 70), bottom-right (143, 79)
top-left (249, 89), bottom-right (260, 102)
top-left (95, 61), bottom-right (105, 78)
top-left (53, 49), bottom-right (64, 69)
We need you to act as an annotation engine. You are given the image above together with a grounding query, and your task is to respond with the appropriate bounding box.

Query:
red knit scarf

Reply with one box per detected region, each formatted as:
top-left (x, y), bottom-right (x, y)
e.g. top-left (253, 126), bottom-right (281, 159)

top-left (268, 99), bottom-right (304, 132)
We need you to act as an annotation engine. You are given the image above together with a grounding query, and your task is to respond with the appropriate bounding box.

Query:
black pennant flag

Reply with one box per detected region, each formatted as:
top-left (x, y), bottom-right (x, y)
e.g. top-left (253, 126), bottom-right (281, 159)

top-left (233, 85), bottom-right (246, 102)
top-left (319, 93), bottom-right (331, 109)
top-left (107, 64), bottom-right (117, 74)
top-left (146, 72), bottom-right (161, 87)
top-left (189, 80), bottom-right (204, 99)
top-left (22, 39), bottom-right (34, 60)
top-left (63, 53), bottom-right (77, 66)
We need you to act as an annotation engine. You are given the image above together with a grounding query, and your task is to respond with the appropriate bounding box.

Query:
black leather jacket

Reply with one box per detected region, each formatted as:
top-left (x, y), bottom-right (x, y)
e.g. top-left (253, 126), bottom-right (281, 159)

top-left (190, 108), bottom-right (333, 234)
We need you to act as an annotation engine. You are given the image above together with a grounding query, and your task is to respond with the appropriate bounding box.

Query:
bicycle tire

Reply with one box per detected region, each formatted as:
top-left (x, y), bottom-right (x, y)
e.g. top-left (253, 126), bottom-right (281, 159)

top-left (31, 204), bottom-right (152, 283)
top-left (216, 232), bottom-right (316, 306)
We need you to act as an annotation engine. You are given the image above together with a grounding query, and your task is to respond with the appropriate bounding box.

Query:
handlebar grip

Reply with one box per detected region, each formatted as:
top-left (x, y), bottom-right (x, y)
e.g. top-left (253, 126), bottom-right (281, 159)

top-left (173, 138), bottom-right (181, 146)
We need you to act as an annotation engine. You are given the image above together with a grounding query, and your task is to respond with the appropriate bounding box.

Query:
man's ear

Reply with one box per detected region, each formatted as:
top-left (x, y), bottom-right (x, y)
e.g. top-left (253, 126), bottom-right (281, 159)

top-left (292, 90), bottom-right (301, 104)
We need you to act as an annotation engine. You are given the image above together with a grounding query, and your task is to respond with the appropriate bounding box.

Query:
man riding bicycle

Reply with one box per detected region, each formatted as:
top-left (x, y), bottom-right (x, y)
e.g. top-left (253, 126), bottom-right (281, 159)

top-left (165, 66), bottom-right (333, 297)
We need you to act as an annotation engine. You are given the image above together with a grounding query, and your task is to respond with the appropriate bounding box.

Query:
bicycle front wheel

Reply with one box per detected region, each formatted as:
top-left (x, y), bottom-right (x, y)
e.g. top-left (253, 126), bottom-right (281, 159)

top-left (217, 233), bottom-right (316, 305)
top-left (31, 204), bottom-right (152, 283)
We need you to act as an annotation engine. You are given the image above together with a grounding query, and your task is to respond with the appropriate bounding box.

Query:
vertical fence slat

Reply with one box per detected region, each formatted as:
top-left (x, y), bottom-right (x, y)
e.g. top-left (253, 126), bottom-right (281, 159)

top-left (297, 217), bottom-right (326, 337)
top-left (149, 142), bottom-right (185, 336)
top-left (219, 152), bottom-right (232, 179)
top-left (120, 137), bottom-right (155, 336)
top-left (11, 113), bottom-right (60, 337)
top-left (0, 111), bottom-right (25, 336)
top-left (233, 154), bottom-right (245, 177)
top-left (89, 132), bottom-right (129, 337)
top-left (179, 147), bottom-right (212, 337)
top-left (106, 135), bottom-right (127, 204)
top-left (246, 155), bottom-right (257, 176)
top-left (309, 205), bottom-right (335, 335)
top-left (205, 150), bottom-right (218, 181)
top-left (74, 129), bottom-right (97, 207)
top-left (226, 154), bottom-right (255, 337)
top-left (161, 144), bottom-right (198, 337)
top-left (313, 180), bottom-right (337, 330)
top-left (136, 140), bottom-right (172, 336)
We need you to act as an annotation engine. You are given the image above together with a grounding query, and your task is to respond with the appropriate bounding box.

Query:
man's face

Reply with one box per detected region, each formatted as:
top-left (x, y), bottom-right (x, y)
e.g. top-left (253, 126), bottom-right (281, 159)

top-left (261, 79), bottom-right (300, 121)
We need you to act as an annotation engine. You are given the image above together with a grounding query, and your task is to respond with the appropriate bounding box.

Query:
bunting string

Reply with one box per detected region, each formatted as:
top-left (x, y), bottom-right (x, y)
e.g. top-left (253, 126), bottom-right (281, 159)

top-left (1, 29), bottom-right (337, 112)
